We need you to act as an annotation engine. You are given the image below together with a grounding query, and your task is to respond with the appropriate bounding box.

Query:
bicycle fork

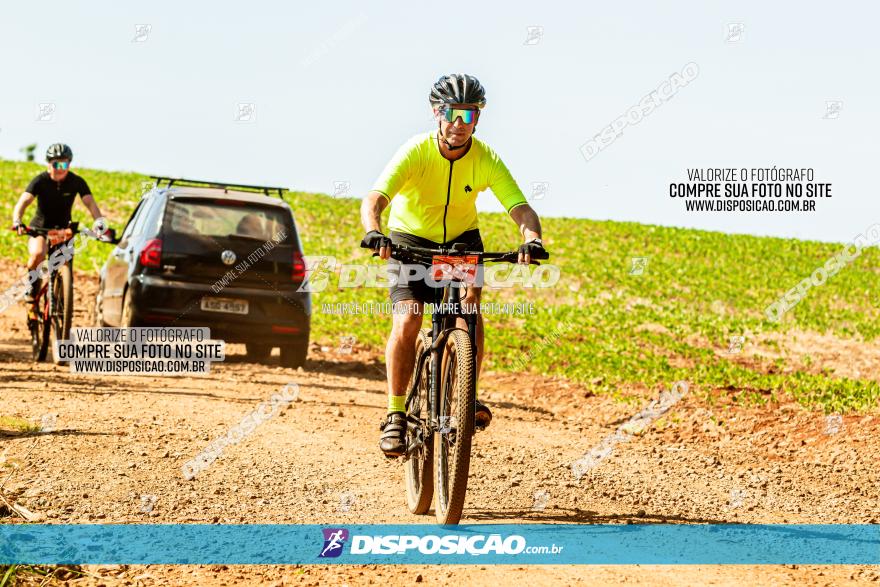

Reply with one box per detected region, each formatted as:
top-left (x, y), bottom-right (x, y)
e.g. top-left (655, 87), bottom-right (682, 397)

top-left (429, 283), bottom-right (478, 434)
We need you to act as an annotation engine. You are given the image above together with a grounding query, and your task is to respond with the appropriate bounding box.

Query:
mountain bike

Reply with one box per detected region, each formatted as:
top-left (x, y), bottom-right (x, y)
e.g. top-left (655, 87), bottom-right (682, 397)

top-left (363, 240), bottom-right (549, 524)
top-left (13, 222), bottom-right (114, 364)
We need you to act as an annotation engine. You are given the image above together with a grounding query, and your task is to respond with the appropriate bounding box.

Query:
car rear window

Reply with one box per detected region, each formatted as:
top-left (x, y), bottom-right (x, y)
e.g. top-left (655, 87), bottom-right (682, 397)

top-left (165, 199), bottom-right (291, 242)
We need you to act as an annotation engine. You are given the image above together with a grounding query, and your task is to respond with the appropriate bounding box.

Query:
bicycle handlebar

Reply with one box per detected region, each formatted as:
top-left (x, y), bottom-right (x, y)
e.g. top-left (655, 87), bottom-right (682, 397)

top-left (359, 240), bottom-right (549, 264)
top-left (10, 221), bottom-right (80, 238)
top-left (10, 222), bottom-right (116, 243)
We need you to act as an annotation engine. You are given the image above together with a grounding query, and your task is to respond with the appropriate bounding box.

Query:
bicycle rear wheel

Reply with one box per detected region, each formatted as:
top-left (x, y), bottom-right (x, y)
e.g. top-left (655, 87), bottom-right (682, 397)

top-left (48, 264), bottom-right (74, 365)
top-left (405, 328), bottom-right (434, 514)
top-left (433, 328), bottom-right (476, 525)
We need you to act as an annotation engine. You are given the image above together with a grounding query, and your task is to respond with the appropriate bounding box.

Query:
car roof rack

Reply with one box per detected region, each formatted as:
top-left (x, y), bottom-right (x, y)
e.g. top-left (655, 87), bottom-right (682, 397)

top-left (149, 176), bottom-right (288, 199)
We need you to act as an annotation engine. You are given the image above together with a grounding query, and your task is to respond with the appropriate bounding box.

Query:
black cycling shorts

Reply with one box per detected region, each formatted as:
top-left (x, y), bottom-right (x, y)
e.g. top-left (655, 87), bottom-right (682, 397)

top-left (387, 229), bottom-right (484, 305)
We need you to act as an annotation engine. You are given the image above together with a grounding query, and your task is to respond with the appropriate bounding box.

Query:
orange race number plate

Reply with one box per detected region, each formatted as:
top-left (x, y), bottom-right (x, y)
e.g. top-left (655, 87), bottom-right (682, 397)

top-left (431, 254), bottom-right (479, 284)
top-left (47, 228), bottom-right (73, 246)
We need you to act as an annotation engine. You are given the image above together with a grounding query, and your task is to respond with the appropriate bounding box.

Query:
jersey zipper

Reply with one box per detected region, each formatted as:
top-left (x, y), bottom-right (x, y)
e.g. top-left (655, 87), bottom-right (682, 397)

top-left (442, 159), bottom-right (454, 244)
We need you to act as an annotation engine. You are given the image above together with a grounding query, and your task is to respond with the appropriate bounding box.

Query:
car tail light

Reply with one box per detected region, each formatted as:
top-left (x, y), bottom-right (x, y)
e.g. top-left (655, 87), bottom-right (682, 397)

top-left (292, 250), bottom-right (306, 282)
top-left (140, 239), bottom-right (162, 268)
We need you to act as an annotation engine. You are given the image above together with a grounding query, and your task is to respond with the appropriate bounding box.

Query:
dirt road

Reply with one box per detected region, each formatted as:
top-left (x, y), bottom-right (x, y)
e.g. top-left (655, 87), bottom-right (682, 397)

top-left (1, 266), bottom-right (879, 585)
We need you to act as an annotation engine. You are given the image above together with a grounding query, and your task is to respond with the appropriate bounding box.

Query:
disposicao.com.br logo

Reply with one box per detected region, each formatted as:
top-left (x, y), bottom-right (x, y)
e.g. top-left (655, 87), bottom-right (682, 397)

top-left (318, 528), bottom-right (563, 557)
top-left (318, 528), bottom-right (349, 558)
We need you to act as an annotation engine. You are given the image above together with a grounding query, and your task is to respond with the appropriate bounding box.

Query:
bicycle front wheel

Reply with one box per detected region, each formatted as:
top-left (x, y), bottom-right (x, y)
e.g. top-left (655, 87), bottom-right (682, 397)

top-left (31, 283), bottom-right (50, 362)
top-left (48, 263), bottom-right (73, 365)
top-left (49, 264), bottom-right (74, 365)
top-left (433, 328), bottom-right (476, 525)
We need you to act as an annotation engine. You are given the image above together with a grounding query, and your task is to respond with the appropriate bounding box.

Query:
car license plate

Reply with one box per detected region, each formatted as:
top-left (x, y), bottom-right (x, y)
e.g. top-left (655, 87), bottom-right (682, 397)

top-left (200, 297), bottom-right (249, 315)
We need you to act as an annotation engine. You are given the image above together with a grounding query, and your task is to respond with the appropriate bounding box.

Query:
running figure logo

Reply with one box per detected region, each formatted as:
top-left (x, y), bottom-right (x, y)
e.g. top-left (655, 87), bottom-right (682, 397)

top-left (318, 528), bottom-right (349, 558)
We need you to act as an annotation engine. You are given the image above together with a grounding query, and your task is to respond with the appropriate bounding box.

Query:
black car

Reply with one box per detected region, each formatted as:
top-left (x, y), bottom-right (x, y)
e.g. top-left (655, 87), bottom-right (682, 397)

top-left (95, 177), bottom-right (310, 367)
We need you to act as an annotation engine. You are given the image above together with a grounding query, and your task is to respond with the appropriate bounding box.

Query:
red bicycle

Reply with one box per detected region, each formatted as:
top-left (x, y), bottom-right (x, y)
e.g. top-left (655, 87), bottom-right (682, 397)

top-left (13, 222), bottom-right (114, 363)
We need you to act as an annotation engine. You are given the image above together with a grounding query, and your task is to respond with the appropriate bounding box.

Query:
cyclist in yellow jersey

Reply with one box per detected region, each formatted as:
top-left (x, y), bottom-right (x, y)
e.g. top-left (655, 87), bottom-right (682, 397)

top-left (361, 74), bottom-right (546, 457)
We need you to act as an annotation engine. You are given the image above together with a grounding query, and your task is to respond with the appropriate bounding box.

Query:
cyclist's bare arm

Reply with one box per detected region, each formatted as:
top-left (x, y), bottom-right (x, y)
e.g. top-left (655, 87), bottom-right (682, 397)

top-left (361, 190), bottom-right (388, 233)
top-left (360, 190), bottom-right (391, 260)
top-left (80, 194), bottom-right (105, 226)
top-left (12, 192), bottom-right (35, 228)
top-left (509, 203), bottom-right (542, 242)
top-left (510, 203), bottom-right (544, 265)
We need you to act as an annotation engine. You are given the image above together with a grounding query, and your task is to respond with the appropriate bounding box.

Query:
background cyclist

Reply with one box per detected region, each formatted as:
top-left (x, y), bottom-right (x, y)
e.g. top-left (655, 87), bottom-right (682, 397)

top-left (361, 74), bottom-right (546, 457)
top-left (12, 143), bottom-right (106, 303)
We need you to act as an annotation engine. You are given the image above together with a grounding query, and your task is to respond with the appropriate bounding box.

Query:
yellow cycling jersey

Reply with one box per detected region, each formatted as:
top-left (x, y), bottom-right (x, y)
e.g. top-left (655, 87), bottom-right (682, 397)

top-left (372, 131), bottom-right (528, 243)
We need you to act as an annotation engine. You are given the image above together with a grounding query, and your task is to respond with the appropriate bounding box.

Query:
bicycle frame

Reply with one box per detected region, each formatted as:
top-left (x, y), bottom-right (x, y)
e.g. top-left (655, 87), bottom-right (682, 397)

top-left (400, 275), bottom-right (471, 455)
top-left (402, 245), bottom-right (502, 456)
top-left (32, 276), bottom-right (52, 321)
top-left (35, 226), bottom-right (77, 319)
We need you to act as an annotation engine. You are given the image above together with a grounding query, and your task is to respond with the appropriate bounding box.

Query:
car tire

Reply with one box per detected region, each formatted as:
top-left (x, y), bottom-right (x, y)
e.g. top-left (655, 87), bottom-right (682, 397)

top-left (120, 289), bottom-right (139, 327)
top-left (246, 343), bottom-right (272, 362)
top-left (94, 285), bottom-right (106, 327)
top-left (280, 343), bottom-right (308, 369)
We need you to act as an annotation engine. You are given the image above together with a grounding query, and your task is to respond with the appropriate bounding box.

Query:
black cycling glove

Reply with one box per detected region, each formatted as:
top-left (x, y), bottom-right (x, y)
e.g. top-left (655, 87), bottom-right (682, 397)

top-left (518, 239), bottom-right (546, 259)
top-left (361, 230), bottom-right (391, 250)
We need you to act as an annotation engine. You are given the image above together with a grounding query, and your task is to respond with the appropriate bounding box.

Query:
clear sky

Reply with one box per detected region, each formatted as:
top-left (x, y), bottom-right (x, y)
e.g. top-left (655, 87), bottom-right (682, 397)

top-left (1, 1), bottom-right (876, 243)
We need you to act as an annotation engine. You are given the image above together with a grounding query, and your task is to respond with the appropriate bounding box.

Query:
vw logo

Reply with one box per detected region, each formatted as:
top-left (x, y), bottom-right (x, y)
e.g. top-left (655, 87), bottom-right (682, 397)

top-left (220, 250), bottom-right (237, 265)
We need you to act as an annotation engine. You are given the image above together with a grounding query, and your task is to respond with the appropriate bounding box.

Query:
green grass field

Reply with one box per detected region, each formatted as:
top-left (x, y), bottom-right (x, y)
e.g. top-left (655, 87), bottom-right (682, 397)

top-left (2, 158), bottom-right (878, 413)
top-left (0, 564), bottom-right (82, 586)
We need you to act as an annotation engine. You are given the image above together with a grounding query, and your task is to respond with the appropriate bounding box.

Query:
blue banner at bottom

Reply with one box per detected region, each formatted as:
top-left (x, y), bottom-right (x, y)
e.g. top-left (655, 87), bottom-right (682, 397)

top-left (1, 524), bottom-right (878, 565)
